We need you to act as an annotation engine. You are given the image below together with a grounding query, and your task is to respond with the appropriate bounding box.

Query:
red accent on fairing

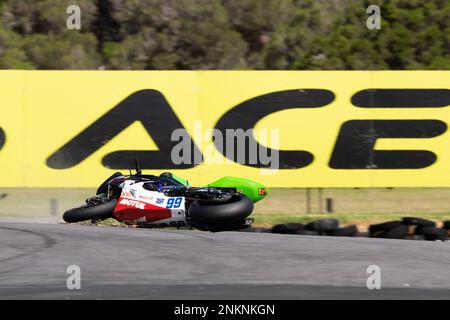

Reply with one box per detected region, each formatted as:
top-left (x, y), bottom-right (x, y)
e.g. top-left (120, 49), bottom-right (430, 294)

top-left (113, 197), bottom-right (172, 222)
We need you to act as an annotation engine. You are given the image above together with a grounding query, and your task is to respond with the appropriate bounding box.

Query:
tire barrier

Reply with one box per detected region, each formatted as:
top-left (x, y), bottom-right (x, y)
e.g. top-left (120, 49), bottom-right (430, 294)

top-left (266, 216), bottom-right (449, 241)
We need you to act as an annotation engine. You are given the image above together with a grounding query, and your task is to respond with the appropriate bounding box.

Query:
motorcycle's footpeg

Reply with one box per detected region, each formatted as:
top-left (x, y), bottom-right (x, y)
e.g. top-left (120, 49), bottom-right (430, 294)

top-left (243, 218), bottom-right (254, 226)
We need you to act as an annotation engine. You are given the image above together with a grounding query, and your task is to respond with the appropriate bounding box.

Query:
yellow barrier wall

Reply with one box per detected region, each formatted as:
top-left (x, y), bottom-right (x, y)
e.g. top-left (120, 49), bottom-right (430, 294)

top-left (1, 71), bottom-right (449, 187)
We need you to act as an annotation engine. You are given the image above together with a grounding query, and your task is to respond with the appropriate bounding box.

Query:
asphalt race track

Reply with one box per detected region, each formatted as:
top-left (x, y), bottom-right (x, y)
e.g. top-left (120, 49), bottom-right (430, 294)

top-left (0, 222), bottom-right (449, 299)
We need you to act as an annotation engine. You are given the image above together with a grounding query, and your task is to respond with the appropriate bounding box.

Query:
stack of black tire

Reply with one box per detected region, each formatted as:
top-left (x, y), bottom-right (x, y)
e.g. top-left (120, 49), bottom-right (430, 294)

top-left (270, 219), bottom-right (358, 237)
top-left (369, 217), bottom-right (450, 241)
top-left (268, 217), bottom-right (450, 241)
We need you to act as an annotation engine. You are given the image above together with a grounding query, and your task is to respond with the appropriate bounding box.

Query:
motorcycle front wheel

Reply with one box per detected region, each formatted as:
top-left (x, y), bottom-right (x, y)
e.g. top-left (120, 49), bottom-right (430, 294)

top-left (63, 199), bottom-right (118, 223)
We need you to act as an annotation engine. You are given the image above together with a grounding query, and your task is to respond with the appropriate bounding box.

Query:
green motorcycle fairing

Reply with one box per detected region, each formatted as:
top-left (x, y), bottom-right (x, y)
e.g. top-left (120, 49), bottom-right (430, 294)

top-left (169, 173), bottom-right (190, 186)
top-left (207, 176), bottom-right (268, 203)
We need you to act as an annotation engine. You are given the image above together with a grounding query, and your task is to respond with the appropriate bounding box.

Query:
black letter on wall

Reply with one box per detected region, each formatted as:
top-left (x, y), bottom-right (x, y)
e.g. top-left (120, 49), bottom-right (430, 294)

top-left (47, 90), bottom-right (201, 169)
top-left (329, 120), bottom-right (446, 169)
top-left (214, 89), bottom-right (335, 169)
top-left (352, 89), bottom-right (450, 108)
top-left (0, 127), bottom-right (5, 151)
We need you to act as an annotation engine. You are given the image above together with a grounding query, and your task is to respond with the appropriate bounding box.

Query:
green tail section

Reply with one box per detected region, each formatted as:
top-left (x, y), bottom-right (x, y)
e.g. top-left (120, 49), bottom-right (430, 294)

top-left (207, 176), bottom-right (268, 203)
top-left (170, 173), bottom-right (190, 186)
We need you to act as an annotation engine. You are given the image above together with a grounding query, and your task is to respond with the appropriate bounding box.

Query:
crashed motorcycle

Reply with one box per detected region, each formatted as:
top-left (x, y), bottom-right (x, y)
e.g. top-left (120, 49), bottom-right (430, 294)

top-left (63, 165), bottom-right (268, 232)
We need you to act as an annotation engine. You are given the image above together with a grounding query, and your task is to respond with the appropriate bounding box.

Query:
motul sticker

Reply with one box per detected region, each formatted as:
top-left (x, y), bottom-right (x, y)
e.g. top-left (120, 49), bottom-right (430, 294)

top-left (119, 199), bottom-right (146, 210)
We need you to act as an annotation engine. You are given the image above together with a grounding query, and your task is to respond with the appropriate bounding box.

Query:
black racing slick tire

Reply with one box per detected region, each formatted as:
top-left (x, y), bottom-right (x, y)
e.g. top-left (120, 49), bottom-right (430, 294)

top-left (63, 199), bottom-right (117, 223)
top-left (188, 194), bottom-right (254, 225)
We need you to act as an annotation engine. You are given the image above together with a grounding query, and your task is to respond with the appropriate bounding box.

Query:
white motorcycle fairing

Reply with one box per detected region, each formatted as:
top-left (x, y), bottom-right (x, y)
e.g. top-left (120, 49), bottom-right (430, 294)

top-left (112, 180), bottom-right (187, 227)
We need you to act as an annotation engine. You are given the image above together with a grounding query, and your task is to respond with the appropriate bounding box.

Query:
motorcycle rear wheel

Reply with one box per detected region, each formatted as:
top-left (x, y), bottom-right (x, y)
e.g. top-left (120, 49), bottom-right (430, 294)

top-left (63, 199), bottom-right (118, 223)
top-left (188, 194), bottom-right (253, 225)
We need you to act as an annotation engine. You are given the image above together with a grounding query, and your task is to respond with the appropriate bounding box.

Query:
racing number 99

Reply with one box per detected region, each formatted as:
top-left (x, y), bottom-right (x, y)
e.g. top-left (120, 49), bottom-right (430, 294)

top-left (166, 197), bottom-right (182, 209)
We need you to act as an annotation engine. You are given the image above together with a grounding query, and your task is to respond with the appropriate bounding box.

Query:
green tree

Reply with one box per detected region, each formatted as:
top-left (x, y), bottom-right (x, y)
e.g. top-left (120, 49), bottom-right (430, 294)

top-left (0, 0), bottom-right (100, 69)
top-left (305, 0), bottom-right (450, 69)
top-left (0, 0), bottom-right (448, 70)
top-left (106, 0), bottom-right (248, 69)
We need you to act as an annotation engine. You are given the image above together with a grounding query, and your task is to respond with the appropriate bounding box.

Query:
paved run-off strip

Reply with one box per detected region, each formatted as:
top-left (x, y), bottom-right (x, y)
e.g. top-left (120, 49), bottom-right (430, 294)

top-left (0, 222), bottom-right (449, 299)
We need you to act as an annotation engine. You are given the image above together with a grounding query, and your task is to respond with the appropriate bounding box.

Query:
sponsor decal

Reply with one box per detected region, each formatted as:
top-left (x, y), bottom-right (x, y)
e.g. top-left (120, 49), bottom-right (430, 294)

top-left (136, 216), bottom-right (147, 223)
top-left (119, 198), bottom-right (146, 210)
top-left (129, 188), bottom-right (137, 198)
top-left (45, 84), bottom-right (450, 172)
top-left (139, 195), bottom-right (154, 201)
top-left (2, 71), bottom-right (450, 187)
top-left (156, 198), bottom-right (164, 205)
